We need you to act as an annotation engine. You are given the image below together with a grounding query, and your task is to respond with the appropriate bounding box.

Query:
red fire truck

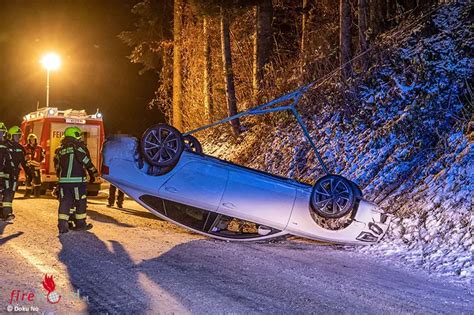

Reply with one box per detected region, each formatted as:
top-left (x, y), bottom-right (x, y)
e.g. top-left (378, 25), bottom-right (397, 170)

top-left (20, 107), bottom-right (105, 195)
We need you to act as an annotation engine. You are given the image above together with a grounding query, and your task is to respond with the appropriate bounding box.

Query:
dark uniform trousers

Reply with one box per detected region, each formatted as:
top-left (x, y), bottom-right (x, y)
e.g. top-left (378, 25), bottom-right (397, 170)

top-left (58, 183), bottom-right (88, 228)
top-left (0, 173), bottom-right (11, 218)
top-left (108, 185), bottom-right (124, 206)
top-left (1, 177), bottom-right (18, 218)
top-left (0, 143), bottom-right (16, 218)
top-left (25, 167), bottom-right (42, 197)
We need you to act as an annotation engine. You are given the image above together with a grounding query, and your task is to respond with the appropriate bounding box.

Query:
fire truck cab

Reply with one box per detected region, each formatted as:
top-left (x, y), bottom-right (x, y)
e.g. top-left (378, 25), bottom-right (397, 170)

top-left (20, 107), bottom-right (105, 196)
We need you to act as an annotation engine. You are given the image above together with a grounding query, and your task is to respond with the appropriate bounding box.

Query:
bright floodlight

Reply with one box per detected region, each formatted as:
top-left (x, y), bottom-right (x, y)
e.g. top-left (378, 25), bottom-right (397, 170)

top-left (41, 53), bottom-right (61, 71)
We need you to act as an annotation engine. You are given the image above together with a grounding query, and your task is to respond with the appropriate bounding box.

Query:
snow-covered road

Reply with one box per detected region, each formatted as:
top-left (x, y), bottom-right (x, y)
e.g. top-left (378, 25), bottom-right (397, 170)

top-left (0, 196), bottom-right (472, 314)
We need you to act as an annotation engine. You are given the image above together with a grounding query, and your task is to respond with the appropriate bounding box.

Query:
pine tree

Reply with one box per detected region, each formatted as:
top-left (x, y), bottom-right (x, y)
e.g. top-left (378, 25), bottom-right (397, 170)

top-left (172, 0), bottom-right (184, 130)
top-left (252, 0), bottom-right (273, 105)
top-left (220, 6), bottom-right (240, 135)
top-left (203, 16), bottom-right (213, 122)
top-left (340, 0), bottom-right (352, 79)
top-left (358, 0), bottom-right (369, 71)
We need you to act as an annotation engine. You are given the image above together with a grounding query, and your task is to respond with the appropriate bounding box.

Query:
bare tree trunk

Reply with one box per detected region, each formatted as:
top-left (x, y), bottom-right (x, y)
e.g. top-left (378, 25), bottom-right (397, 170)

top-left (399, 0), bottom-right (416, 12)
top-left (386, 0), bottom-right (397, 27)
top-left (358, 0), bottom-right (369, 71)
top-left (340, 0), bottom-right (352, 79)
top-left (172, 0), bottom-right (183, 130)
top-left (220, 7), bottom-right (240, 136)
top-left (418, 0), bottom-right (434, 13)
top-left (300, 0), bottom-right (309, 82)
top-left (369, 0), bottom-right (386, 37)
top-left (252, 0), bottom-right (273, 105)
top-left (203, 16), bottom-right (213, 123)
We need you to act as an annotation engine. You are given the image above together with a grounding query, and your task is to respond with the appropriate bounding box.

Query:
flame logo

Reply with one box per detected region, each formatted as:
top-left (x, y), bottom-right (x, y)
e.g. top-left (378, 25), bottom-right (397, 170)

top-left (42, 274), bottom-right (61, 304)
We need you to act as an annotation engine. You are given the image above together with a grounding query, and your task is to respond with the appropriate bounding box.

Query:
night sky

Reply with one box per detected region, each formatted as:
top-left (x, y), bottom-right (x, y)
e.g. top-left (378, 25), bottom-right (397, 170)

top-left (0, 0), bottom-right (163, 135)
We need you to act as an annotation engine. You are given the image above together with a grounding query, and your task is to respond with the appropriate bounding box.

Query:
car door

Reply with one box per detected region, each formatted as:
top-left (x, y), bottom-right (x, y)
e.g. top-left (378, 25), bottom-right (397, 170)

top-left (217, 169), bottom-right (297, 230)
top-left (158, 160), bottom-right (229, 212)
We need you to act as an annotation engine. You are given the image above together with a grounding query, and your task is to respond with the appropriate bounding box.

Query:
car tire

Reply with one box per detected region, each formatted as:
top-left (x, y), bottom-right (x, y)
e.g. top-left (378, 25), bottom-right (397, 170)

top-left (183, 135), bottom-right (203, 154)
top-left (141, 124), bottom-right (184, 167)
top-left (310, 174), bottom-right (357, 219)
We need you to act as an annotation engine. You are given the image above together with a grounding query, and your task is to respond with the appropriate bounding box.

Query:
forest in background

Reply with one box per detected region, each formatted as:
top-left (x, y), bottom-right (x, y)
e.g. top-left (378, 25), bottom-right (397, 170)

top-left (120, 0), bottom-right (442, 134)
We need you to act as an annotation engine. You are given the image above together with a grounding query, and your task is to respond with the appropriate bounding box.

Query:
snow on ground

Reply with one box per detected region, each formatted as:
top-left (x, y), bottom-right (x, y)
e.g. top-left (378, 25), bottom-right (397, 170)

top-left (0, 197), bottom-right (472, 313)
top-left (201, 2), bottom-right (473, 283)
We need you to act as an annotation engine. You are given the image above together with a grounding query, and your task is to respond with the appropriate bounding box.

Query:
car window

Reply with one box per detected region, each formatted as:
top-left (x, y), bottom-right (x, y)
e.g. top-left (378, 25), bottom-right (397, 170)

top-left (33, 122), bottom-right (44, 141)
top-left (140, 195), bottom-right (282, 239)
top-left (139, 195), bottom-right (166, 215)
top-left (209, 214), bottom-right (281, 239)
top-left (164, 199), bottom-right (209, 231)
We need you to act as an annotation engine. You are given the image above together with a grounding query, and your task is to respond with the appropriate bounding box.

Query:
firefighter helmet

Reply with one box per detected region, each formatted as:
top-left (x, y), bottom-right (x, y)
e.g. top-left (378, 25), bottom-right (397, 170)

top-left (0, 122), bottom-right (7, 133)
top-left (27, 133), bottom-right (38, 144)
top-left (0, 123), bottom-right (7, 141)
top-left (64, 126), bottom-right (82, 140)
top-left (8, 126), bottom-right (22, 141)
top-left (8, 126), bottom-right (22, 136)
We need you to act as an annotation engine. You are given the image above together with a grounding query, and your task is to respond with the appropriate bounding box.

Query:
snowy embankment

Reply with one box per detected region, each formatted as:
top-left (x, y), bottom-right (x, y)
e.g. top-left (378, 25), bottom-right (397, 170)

top-left (202, 2), bottom-right (473, 282)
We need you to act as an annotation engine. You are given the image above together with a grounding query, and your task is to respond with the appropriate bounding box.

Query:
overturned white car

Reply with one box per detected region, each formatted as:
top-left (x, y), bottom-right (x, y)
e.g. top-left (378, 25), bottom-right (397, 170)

top-left (102, 93), bottom-right (390, 244)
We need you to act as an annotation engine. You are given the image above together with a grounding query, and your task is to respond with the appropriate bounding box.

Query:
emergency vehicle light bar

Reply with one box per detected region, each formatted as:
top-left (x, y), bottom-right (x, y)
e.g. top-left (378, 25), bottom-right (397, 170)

top-left (23, 107), bottom-right (103, 122)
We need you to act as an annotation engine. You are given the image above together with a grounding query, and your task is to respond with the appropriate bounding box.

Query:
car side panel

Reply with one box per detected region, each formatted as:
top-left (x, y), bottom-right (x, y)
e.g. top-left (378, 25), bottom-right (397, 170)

top-left (159, 161), bottom-right (229, 211)
top-left (217, 170), bottom-right (296, 230)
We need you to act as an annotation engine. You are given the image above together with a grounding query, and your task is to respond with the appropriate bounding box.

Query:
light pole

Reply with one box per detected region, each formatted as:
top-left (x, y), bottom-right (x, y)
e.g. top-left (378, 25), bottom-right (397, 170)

top-left (40, 53), bottom-right (61, 108)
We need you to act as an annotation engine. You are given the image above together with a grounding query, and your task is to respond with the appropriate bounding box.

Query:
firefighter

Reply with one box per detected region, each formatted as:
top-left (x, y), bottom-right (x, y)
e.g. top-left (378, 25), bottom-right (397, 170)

top-left (52, 135), bottom-right (78, 229)
top-left (24, 133), bottom-right (45, 198)
top-left (54, 126), bottom-right (98, 234)
top-left (1, 126), bottom-right (29, 221)
top-left (0, 123), bottom-right (15, 221)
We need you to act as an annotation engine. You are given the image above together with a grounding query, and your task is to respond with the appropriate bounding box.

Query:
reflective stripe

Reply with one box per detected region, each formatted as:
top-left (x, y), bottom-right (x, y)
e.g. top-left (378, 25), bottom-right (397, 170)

top-left (69, 208), bottom-right (76, 214)
top-left (67, 153), bottom-right (74, 177)
top-left (0, 173), bottom-right (9, 178)
top-left (81, 194), bottom-right (87, 199)
top-left (5, 181), bottom-right (9, 189)
top-left (83, 157), bottom-right (90, 164)
top-left (13, 182), bottom-right (17, 191)
top-left (2, 202), bottom-right (12, 207)
top-left (74, 187), bottom-right (80, 200)
top-left (75, 213), bottom-right (87, 220)
top-left (60, 188), bottom-right (64, 199)
top-left (59, 177), bottom-right (85, 183)
top-left (59, 213), bottom-right (69, 220)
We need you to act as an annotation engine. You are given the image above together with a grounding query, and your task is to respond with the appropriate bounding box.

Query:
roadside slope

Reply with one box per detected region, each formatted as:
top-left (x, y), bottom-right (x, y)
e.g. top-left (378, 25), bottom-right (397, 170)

top-left (202, 2), bottom-right (473, 282)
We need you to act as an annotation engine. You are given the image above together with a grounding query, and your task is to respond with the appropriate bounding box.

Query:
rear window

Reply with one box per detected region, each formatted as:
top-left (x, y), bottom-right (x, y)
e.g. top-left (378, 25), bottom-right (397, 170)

top-left (32, 122), bottom-right (44, 140)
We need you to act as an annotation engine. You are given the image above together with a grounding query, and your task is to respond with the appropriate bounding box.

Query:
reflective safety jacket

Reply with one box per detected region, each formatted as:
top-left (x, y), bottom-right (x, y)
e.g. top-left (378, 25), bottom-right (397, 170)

top-left (25, 144), bottom-right (45, 168)
top-left (6, 140), bottom-right (28, 179)
top-left (0, 141), bottom-right (13, 182)
top-left (54, 137), bottom-right (99, 184)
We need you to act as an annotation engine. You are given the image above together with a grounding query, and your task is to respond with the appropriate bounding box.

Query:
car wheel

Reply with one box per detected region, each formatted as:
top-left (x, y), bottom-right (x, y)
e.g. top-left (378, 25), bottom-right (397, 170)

top-left (310, 174), bottom-right (356, 219)
top-left (183, 135), bottom-right (203, 154)
top-left (141, 124), bottom-right (184, 167)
